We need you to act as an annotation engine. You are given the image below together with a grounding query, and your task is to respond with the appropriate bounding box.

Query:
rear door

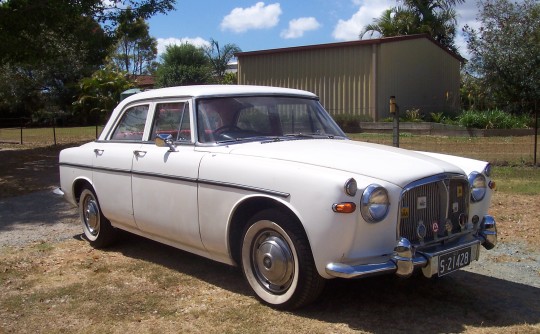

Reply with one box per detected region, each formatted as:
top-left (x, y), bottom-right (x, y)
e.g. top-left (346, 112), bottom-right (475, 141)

top-left (91, 103), bottom-right (150, 229)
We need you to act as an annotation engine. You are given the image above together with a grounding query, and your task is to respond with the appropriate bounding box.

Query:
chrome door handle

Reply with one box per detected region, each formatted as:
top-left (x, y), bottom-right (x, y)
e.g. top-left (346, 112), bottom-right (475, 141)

top-left (93, 149), bottom-right (104, 155)
top-left (133, 150), bottom-right (147, 157)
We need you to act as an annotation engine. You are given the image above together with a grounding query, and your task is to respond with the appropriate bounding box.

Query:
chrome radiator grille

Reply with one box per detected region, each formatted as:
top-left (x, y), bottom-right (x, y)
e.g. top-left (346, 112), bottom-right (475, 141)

top-left (399, 176), bottom-right (469, 244)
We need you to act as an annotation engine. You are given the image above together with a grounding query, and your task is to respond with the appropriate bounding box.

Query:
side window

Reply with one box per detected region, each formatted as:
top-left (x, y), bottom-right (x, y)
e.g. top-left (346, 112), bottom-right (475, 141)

top-left (111, 105), bottom-right (149, 141)
top-left (151, 102), bottom-right (191, 141)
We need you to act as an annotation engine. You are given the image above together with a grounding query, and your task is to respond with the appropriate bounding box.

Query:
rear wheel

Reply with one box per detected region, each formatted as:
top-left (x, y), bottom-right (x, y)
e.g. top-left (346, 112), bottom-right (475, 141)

top-left (79, 187), bottom-right (117, 248)
top-left (241, 209), bottom-right (325, 309)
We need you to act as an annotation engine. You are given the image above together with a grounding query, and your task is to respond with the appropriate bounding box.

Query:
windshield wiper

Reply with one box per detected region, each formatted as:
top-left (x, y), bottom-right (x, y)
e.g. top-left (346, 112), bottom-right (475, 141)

top-left (282, 133), bottom-right (343, 140)
top-left (216, 135), bottom-right (273, 144)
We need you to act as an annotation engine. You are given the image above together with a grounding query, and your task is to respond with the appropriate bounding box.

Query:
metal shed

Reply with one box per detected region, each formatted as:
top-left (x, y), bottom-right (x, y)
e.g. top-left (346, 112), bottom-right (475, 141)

top-left (236, 34), bottom-right (463, 121)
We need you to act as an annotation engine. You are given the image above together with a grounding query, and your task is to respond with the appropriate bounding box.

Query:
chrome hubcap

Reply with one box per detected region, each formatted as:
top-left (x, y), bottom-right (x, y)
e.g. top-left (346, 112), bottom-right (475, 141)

top-left (83, 196), bottom-right (100, 236)
top-left (252, 231), bottom-right (294, 294)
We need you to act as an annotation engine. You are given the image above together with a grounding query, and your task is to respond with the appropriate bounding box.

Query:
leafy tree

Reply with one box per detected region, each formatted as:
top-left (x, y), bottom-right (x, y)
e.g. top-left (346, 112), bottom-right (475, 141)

top-left (110, 8), bottom-right (158, 76)
top-left (0, 0), bottom-right (174, 119)
top-left (0, 14), bottom-right (112, 118)
top-left (74, 66), bottom-right (135, 124)
top-left (222, 72), bottom-right (238, 85)
top-left (156, 44), bottom-right (213, 87)
top-left (0, 0), bottom-right (174, 65)
top-left (203, 39), bottom-right (241, 83)
top-left (463, 0), bottom-right (540, 114)
top-left (361, 0), bottom-right (465, 52)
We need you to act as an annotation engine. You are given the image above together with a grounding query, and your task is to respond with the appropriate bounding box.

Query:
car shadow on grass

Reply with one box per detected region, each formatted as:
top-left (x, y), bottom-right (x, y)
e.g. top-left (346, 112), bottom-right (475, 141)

top-left (301, 272), bottom-right (540, 333)
top-left (102, 231), bottom-right (540, 333)
top-left (104, 231), bottom-right (252, 296)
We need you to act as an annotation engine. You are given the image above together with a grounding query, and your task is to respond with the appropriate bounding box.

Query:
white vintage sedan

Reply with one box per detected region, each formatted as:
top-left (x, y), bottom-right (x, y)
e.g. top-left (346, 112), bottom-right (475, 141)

top-left (59, 85), bottom-right (497, 309)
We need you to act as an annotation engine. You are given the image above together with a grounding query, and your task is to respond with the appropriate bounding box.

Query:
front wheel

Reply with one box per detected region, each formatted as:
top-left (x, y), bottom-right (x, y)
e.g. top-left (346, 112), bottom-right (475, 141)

top-left (79, 187), bottom-right (117, 248)
top-left (241, 209), bottom-right (325, 309)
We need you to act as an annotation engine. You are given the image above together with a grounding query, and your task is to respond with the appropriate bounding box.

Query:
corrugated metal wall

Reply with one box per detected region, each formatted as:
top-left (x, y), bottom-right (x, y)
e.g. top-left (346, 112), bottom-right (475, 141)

top-left (238, 45), bottom-right (376, 119)
top-left (377, 38), bottom-right (461, 118)
top-left (237, 36), bottom-right (461, 121)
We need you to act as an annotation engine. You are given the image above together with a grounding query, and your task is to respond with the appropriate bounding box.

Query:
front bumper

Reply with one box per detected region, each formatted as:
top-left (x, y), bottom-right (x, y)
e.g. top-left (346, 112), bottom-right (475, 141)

top-left (326, 215), bottom-right (497, 279)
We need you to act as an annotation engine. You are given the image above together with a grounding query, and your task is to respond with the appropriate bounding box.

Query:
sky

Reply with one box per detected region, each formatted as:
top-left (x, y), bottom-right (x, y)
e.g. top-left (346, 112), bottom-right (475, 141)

top-left (148, 0), bottom-right (483, 60)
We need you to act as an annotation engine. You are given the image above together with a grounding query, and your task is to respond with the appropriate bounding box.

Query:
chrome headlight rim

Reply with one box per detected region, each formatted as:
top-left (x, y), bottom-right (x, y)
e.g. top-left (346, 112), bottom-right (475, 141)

top-left (469, 171), bottom-right (487, 202)
top-left (361, 184), bottom-right (390, 223)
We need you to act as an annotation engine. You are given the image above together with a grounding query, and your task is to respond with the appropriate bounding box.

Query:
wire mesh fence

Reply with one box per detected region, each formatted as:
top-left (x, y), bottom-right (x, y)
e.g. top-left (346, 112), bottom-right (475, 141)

top-left (0, 124), bottom-right (103, 146)
top-left (348, 133), bottom-right (538, 166)
top-left (0, 121), bottom-right (538, 166)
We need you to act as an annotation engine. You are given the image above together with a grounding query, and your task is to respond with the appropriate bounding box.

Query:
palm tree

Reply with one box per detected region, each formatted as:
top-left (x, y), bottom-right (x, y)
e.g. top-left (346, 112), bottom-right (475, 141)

top-left (361, 0), bottom-right (465, 52)
top-left (203, 39), bottom-right (241, 84)
top-left (402, 0), bottom-right (464, 51)
top-left (361, 7), bottom-right (422, 39)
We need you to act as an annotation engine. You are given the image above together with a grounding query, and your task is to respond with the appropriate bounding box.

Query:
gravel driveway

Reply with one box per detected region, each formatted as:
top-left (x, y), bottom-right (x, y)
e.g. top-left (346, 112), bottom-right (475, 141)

top-left (0, 190), bottom-right (80, 247)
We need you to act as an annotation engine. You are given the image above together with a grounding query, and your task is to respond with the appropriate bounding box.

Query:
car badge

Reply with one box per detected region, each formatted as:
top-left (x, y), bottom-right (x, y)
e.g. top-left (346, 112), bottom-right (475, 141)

top-left (457, 186), bottom-right (463, 197)
top-left (432, 221), bottom-right (439, 233)
top-left (416, 220), bottom-right (427, 239)
top-left (459, 213), bottom-right (468, 229)
top-left (417, 196), bottom-right (427, 210)
top-left (445, 219), bottom-right (453, 234)
top-left (401, 207), bottom-right (410, 219)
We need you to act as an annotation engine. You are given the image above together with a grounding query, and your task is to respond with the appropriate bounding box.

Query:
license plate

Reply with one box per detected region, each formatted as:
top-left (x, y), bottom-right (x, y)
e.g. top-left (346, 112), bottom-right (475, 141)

top-left (438, 247), bottom-right (472, 276)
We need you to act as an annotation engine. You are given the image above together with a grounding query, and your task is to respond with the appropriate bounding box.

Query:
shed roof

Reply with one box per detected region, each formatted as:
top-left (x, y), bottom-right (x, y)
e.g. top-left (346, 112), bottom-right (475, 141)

top-left (236, 34), bottom-right (464, 62)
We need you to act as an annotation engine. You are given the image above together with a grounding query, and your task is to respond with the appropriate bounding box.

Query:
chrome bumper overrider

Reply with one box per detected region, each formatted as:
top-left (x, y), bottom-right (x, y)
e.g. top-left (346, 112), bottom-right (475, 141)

top-left (326, 215), bottom-right (497, 279)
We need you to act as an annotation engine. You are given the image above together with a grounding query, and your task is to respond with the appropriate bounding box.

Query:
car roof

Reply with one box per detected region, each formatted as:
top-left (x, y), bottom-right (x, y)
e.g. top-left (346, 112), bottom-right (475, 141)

top-left (120, 85), bottom-right (318, 106)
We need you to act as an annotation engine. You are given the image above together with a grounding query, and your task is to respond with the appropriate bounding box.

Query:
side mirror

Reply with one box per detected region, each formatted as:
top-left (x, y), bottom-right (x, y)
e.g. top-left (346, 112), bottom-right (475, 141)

top-left (155, 134), bottom-right (177, 152)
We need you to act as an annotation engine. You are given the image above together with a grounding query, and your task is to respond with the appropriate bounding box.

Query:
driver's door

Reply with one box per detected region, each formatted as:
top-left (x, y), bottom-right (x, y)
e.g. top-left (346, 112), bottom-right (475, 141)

top-left (131, 101), bottom-right (206, 252)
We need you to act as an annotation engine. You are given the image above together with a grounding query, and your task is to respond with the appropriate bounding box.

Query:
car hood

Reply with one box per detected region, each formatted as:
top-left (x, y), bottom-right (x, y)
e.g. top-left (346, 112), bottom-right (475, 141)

top-left (227, 139), bottom-right (465, 188)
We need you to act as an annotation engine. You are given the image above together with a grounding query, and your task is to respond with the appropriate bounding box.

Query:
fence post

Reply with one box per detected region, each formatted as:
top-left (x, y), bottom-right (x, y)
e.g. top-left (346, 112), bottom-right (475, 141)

top-left (534, 101), bottom-right (538, 167)
top-left (95, 124), bottom-right (98, 139)
top-left (390, 96), bottom-right (399, 148)
top-left (53, 118), bottom-right (57, 146)
top-left (20, 118), bottom-right (23, 145)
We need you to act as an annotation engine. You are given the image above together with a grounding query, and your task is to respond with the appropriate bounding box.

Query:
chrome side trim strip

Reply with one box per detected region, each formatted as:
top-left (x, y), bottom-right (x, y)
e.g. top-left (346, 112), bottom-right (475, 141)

top-left (198, 179), bottom-right (290, 198)
top-left (60, 163), bottom-right (289, 198)
top-left (131, 170), bottom-right (197, 183)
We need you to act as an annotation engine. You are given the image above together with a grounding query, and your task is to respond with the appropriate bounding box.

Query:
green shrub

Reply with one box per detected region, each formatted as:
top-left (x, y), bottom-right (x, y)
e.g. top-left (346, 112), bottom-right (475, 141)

top-left (457, 109), bottom-right (530, 129)
top-left (429, 112), bottom-right (445, 123)
top-left (402, 108), bottom-right (424, 122)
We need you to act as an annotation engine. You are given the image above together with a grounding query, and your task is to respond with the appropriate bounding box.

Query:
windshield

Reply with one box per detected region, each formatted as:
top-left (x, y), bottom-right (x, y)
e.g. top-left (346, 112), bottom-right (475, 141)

top-left (196, 96), bottom-right (346, 143)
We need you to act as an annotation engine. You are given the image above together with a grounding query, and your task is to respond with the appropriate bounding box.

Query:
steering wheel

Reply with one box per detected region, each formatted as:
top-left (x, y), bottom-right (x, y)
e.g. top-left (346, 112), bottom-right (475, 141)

top-left (213, 125), bottom-right (242, 135)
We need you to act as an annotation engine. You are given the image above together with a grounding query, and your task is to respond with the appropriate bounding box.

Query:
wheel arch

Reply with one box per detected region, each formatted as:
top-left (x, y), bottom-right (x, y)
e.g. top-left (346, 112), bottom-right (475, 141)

top-left (228, 195), bottom-right (308, 267)
top-left (72, 177), bottom-right (94, 204)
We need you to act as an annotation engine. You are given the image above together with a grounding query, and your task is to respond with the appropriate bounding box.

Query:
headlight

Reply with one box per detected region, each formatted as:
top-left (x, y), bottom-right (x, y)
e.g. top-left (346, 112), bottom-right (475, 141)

top-left (469, 172), bottom-right (487, 202)
top-left (361, 184), bottom-right (390, 223)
